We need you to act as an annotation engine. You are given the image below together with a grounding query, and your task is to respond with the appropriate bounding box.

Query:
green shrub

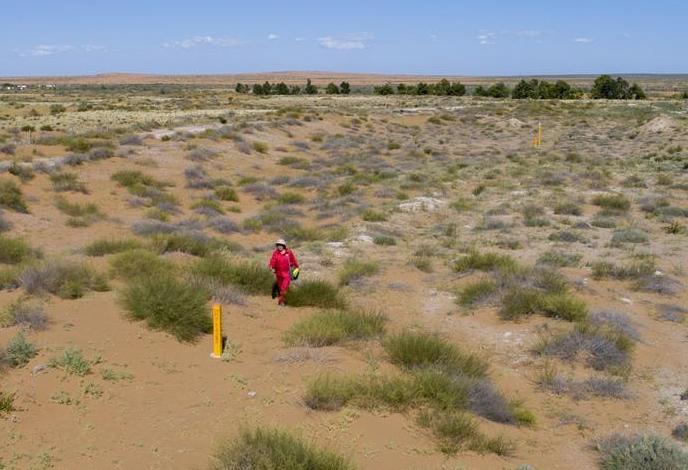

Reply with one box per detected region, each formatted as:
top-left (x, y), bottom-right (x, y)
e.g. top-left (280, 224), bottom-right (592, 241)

top-left (361, 209), bottom-right (387, 222)
top-left (215, 186), bottom-right (239, 202)
top-left (304, 373), bottom-right (415, 411)
top-left (110, 249), bottom-right (173, 280)
top-left (50, 172), bottom-right (88, 193)
top-left (21, 260), bottom-right (109, 299)
top-left (193, 257), bottom-right (273, 295)
top-left (84, 238), bottom-right (142, 257)
top-left (373, 235), bottom-right (396, 246)
top-left (458, 279), bottom-right (497, 307)
top-left (111, 170), bottom-right (167, 190)
top-left (610, 228), bottom-right (648, 246)
top-left (151, 233), bottom-right (218, 257)
top-left (55, 196), bottom-right (104, 226)
top-left (210, 427), bottom-right (354, 470)
top-left (120, 273), bottom-right (211, 342)
top-left (192, 198), bottom-right (225, 214)
top-left (591, 259), bottom-right (655, 280)
top-left (592, 194), bottom-right (631, 212)
top-left (597, 434), bottom-right (688, 470)
top-left (384, 330), bottom-right (488, 378)
top-left (0, 391), bottom-right (16, 415)
top-left (284, 310), bottom-right (386, 346)
top-left (554, 201), bottom-right (582, 216)
top-left (454, 251), bottom-right (517, 273)
top-left (338, 259), bottom-right (379, 286)
top-left (417, 409), bottom-right (479, 454)
top-left (252, 141), bottom-right (268, 154)
top-left (284, 280), bottom-right (345, 309)
top-left (500, 289), bottom-right (587, 322)
top-left (537, 250), bottom-right (582, 267)
top-left (0, 235), bottom-right (36, 264)
top-left (5, 332), bottom-right (38, 367)
top-left (49, 348), bottom-right (91, 376)
top-left (277, 192), bottom-right (306, 205)
top-left (0, 179), bottom-right (28, 213)
top-left (499, 289), bottom-right (544, 320)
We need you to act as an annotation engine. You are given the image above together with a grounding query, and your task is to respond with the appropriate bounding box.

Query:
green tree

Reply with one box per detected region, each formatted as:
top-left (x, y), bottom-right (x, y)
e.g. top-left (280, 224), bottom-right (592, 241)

top-left (252, 83), bottom-right (264, 95)
top-left (374, 83), bottom-right (395, 95)
top-left (339, 81), bottom-right (351, 95)
top-left (304, 79), bottom-right (318, 95)
top-left (275, 82), bottom-right (289, 95)
top-left (290, 85), bottom-right (301, 95)
top-left (325, 82), bottom-right (340, 94)
top-left (486, 82), bottom-right (510, 98)
top-left (512, 79), bottom-right (537, 99)
top-left (449, 81), bottom-right (466, 96)
top-left (397, 83), bottom-right (408, 95)
top-left (628, 83), bottom-right (646, 100)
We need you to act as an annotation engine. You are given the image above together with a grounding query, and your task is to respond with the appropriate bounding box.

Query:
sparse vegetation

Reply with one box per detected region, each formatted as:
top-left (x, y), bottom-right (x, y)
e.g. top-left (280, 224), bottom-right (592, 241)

top-left (284, 309), bottom-right (386, 346)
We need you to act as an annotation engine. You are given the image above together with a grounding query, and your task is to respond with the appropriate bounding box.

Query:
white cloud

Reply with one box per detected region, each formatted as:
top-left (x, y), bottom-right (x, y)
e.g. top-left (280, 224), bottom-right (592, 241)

top-left (517, 30), bottom-right (543, 37)
top-left (28, 44), bottom-right (74, 57)
top-left (317, 32), bottom-right (373, 50)
top-left (267, 33), bottom-right (278, 40)
top-left (574, 37), bottom-right (592, 43)
top-left (164, 35), bottom-right (241, 48)
top-left (295, 37), bottom-right (306, 42)
top-left (82, 45), bottom-right (106, 53)
top-left (476, 32), bottom-right (496, 45)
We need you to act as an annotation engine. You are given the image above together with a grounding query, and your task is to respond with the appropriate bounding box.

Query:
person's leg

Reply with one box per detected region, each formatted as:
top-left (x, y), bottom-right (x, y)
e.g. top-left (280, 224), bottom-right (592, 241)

top-left (277, 275), bottom-right (291, 305)
top-left (271, 278), bottom-right (279, 299)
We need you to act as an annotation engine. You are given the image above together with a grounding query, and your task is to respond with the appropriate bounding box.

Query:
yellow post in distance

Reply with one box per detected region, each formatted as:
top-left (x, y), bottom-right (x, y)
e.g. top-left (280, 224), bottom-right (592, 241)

top-left (211, 303), bottom-right (222, 358)
top-left (538, 121), bottom-right (542, 148)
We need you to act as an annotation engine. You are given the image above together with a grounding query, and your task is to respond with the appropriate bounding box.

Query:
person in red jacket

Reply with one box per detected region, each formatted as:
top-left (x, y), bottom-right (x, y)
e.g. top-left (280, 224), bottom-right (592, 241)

top-left (268, 238), bottom-right (299, 306)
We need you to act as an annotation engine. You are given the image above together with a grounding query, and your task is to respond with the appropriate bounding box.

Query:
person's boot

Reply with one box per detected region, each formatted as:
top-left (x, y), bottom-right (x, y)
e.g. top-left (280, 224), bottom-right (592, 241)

top-left (271, 282), bottom-right (279, 299)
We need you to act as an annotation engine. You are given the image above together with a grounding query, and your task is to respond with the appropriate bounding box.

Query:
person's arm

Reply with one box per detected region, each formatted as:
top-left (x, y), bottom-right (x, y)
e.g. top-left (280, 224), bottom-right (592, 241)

top-left (268, 252), bottom-right (276, 270)
top-left (289, 250), bottom-right (299, 269)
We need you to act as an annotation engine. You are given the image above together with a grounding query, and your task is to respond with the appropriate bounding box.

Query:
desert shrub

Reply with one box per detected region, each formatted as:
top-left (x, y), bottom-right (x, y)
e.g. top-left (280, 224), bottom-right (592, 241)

top-left (589, 311), bottom-right (640, 341)
top-left (49, 348), bottom-right (91, 376)
top-left (192, 198), bottom-right (225, 216)
top-left (672, 424), bottom-right (688, 443)
top-left (85, 238), bottom-right (142, 256)
top-left (458, 279), bottom-right (498, 307)
top-left (111, 170), bottom-right (167, 190)
top-left (548, 230), bottom-right (587, 243)
top-left (0, 235), bottom-right (37, 264)
top-left (120, 273), bottom-right (211, 342)
top-left (210, 427), bottom-right (354, 470)
top-left (610, 228), bottom-right (648, 245)
top-left (192, 257), bottom-right (273, 295)
top-left (119, 134), bottom-right (143, 146)
top-left (4, 332), bottom-right (38, 367)
top-left (384, 330), bottom-right (488, 378)
top-left (20, 260), bottom-right (108, 299)
top-left (373, 235), bottom-right (396, 246)
top-left (592, 194), bottom-right (631, 212)
top-left (50, 172), bottom-right (88, 193)
top-left (0, 211), bottom-right (11, 233)
top-left (596, 434), bottom-right (688, 470)
top-left (592, 258), bottom-right (655, 280)
top-left (338, 258), bottom-right (379, 286)
top-left (592, 215), bottom-right (618, 229)
top-left (537, 250), bottom-right (582, 267)
top-left (252, 141), bottom-right (268, 154)
top-left (0, 179), bottom-right (28, 213)
top-left (453, 251), bottom-right (517, 274)
top-left (243, 182), bottom-right (278, 201)
top-left (284, 280), bottom-right (345, 309)
top-left (110, 249), bottom-right (173, 280)
top-left (284, 309), bottom-right (386, 346)
top-left (186, 148), bottom-right (217, 161)
top-left (8, 163), bottom-right (34, 182)
top-left (0, 298), bottom-right (47, 330)
top-left (207, 217), bottom-right (240, 234)
top-left (554, 201), bottom-right (582, 216)
top-left (184, 165), bottom-right (213, 189)
top-left (500, 289), bottom-right (587, 322)
top-left (54, 196), bottom-right (104, 226)
top-left (633, 273), bottom-right (682, 296)
top-left (214, 186), bottom-right (239, 202)
top-left (151, 232), bottom-right (227, 257)
top-left (410, 255), bottom-right (433, 273)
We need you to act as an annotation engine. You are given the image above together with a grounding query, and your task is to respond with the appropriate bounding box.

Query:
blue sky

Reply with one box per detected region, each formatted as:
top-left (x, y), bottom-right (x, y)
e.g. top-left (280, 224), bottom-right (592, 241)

top-left (1, 0), bottom-right (686, 76)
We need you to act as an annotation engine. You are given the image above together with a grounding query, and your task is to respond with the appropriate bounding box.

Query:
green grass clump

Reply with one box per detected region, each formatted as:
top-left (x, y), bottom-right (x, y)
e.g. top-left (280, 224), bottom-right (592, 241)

top-left (537, 250), bottom-right (582, 267)
top-left (49, 348), bottom-right (91, 376)
top-left (0, 391), bottom-right (16, 415)
top-left (304, 373), bottom-right (415, 411)
top-left (151, 233), bottom-right (218, 257)
top-left (338, 258), bottom-right (379, 286)
top-left (597, 434), bottom-right (688, 470)
top-left (191, 198), bottom-right (225, 214)
top-left (610, 228), bottom-right (648, 246)
top-left (592, 194), bottom-right (631, 212)
top-left (5, 332), bottom-right (38, 367)
top-left (215, 185), bottom-right (239, 202)
top-left (111, 170), bottom-right (167, 190)
top-left (252, 141), bottom-right (269, 153)
top-left (0, 179), bottom-right (28, 213)
top-left (384, 330), bottom-right (488, 378)
top-left (193, 257), bottom-right (273, 295)
top-left (284, 280), bottom-right (346, 309)
top-left (500, 289), bottom-right (587, 322)
top-left (120, 273), bottom-right (211, 342)
top-left (210, 427), bottom-right (354, 470)
top-left (50, 172), bottom-right (88, 193)
top-left (457, 279), bottom-right (498, 307)
top-left (277, 192), bottom-right (306, 205)
top-left (55, 196), bottom-right (104, 226)
top-left (591, 258), bottom-right (655, 280)
top-left (373, 235), bottom-right (396, 246)
top-left (85, 238), bottom-right (142, 256)
top-left (284, 310), bottom-right (386, 347)
top-left (0, 235), bottom-right (37, 264)
top-left (110, 249), bottom-right (173, 280)
top-left (361, 209), bottom-right (387, 222)
top-left (454, 251), bottom-right (517, 274)
top-left (20, 260), bottom-right (109, 299)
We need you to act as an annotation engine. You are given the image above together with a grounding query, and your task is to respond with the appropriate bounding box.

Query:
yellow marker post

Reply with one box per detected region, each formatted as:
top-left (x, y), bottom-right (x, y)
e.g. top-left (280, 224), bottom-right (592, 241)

top-left (211, 303), bottom-right (222, 359)
top-left (538, 121), bottom-right (542, 148)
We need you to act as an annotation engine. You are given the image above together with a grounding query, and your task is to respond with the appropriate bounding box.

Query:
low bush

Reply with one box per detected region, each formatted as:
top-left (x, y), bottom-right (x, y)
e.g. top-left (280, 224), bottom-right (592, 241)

top-left (0, 298), bottom-right (47, 329)
top-left (210, 427), bottom-right (354, 470)
top-left (537, 250), bottom-right (582, 267)
top-left (373, 235), bottom-right (396, 246)
top-left (384, 330), bottom-right (488, 378)
top-left (284, 280), bottom-right (345, 309)
top-left (120, 273), bottom-right (211, 342)
top-left (55, 196), bottom-right (104, 227)
top-left (0, 391), bottom-right (16, 415)
top-left (0, 179), bottom-right (28, 213)
top-left (284, 309), bottom-right (386, 346)
top-left (151, 232), bottom-right (220, 257)
top-left (50, 172), bottom-right (88, 193)
top-left (277, 192), bottom-right (306, 205)
top-left (457, 279), bottom-right (498, 307)
top-left (592, 258), bottom-right (655, 280)
top-left (338, 258), bottom-right (379, 286)
top-left (596, 434), bottom-right (688, 470)
top-left (110, 249), bottom-right (173, 280)
top-left (361, 209), bottom-right (387, 222)
top-left (4, 332), bottom-right (38, 367)
top-left (85, 238), bottom-right (142, 257)
top-left (49, 348), bottom-right (91, 376)
top-left (592, 194), bottom-right (631, 212)
top-left (0, 235), bottom-right (37, 264)
top-left (610, 228), bottom-right (648, 246)
top-left (214, 186), bottom-right (239, 202)
top-left (453, 251), bottom-right (517, 274)
top-left (20, 260), bottom-right (109, 299)
top-left (192, 256), bottom-right (273, 295)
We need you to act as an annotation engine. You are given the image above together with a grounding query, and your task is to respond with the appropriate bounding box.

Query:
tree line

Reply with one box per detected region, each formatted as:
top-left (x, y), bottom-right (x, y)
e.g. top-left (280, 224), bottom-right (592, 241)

top-left (235, 79), bottom-right (351, 96)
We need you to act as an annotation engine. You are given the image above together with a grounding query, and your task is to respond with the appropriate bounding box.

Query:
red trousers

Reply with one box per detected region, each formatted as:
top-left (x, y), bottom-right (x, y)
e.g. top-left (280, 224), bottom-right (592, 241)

top-left (275, 273), bottom-right (291, 304)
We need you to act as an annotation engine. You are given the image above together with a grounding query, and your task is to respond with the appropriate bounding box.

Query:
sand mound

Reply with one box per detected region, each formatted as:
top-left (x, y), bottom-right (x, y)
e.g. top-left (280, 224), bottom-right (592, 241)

top-left (640, 116), bottom-right (677, 133)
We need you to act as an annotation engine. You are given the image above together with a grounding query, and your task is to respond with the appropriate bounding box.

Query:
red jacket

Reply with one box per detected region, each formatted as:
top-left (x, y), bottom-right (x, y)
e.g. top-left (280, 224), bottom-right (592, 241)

top-left (269, 249), bottom-right (298, 275)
